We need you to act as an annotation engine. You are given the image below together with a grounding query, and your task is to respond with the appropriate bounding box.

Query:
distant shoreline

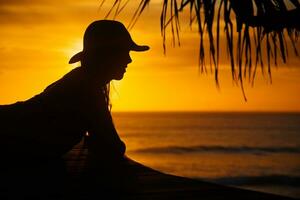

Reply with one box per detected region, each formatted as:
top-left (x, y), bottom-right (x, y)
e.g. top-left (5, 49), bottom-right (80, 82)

top-left (112, 111), bottom-right (300, 115)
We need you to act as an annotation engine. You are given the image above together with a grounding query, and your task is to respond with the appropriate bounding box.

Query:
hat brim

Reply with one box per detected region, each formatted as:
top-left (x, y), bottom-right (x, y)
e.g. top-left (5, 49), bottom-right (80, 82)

top-left (131, 43), bottom-right (150, 52)
top-left (69, 52), bottom-right (83, 64)
top-left (68, 44), bottom-right (149, 64)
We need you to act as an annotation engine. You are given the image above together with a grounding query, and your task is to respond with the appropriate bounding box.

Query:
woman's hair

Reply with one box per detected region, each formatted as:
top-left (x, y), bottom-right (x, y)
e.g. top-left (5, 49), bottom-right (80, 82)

top-left (103, 83), bottom-right (112, 112)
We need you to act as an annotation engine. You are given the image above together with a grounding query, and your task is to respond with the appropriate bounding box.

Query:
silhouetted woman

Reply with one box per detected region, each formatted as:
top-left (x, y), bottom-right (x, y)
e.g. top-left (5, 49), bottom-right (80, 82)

top-left (0, 20), bottom-right (149, 162)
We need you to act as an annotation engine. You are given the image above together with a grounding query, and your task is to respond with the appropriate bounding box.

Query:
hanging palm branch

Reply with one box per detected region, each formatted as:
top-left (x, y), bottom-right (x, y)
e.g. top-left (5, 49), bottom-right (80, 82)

top-left (100, 0), bottom-right (300, 100)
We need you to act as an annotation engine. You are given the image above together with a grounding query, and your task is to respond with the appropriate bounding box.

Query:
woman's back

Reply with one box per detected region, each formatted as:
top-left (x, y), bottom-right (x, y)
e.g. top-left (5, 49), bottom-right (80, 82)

top-left (0, 67), bottom-right (92, 159)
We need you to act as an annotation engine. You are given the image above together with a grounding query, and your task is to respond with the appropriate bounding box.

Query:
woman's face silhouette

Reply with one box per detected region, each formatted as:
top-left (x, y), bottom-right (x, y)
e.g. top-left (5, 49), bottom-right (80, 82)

top-left (109, 49), bottom-right (132, 80)
top-left (84, 48), bottom-right (132, 84)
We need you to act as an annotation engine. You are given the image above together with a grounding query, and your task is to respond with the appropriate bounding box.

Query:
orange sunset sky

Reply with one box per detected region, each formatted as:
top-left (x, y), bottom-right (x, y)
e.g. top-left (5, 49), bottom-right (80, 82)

top-left (0, 0), bottom-right (299, 112)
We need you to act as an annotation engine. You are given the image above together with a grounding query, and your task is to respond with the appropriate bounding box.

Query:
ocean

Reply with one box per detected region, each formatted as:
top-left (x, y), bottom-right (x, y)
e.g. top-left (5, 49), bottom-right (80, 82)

top-left (112, 112), bottom-right (300, 198)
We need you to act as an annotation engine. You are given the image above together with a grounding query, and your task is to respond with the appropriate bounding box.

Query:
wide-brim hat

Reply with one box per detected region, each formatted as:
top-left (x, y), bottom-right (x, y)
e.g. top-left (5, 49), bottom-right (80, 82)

top-left (69, 20), bottom-right (149, 64)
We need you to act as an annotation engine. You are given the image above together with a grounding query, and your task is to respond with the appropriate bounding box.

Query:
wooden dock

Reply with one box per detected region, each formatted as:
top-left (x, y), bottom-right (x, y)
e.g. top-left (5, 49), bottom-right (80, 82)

top-left (0, 142), bottom-right (295, 199)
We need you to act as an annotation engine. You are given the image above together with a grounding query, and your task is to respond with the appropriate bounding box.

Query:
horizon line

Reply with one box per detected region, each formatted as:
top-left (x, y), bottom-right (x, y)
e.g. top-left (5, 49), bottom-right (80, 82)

top-left (111, 110), bottom-right (300, 113)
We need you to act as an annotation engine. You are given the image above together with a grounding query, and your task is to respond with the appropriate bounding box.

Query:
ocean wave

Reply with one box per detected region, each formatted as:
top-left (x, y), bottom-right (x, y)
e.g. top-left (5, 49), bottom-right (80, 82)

top-left (203, 175), bottom-right (300, 186)
top-left (131, 145), bottom-right (300, 154)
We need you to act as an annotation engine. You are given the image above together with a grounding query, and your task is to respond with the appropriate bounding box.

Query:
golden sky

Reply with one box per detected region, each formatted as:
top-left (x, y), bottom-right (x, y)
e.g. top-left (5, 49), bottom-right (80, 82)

top-left (0, 0), bottom-right (300, 112)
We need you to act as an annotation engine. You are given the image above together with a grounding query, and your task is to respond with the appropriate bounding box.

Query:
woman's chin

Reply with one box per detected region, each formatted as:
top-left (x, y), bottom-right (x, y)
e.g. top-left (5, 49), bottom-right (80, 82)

top-left (113, 73), bottom-right (125, 81)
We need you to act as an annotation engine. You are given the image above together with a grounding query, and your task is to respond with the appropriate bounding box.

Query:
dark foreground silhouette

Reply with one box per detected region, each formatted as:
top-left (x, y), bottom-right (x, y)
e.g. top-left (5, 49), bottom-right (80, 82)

top-left (0, 141), bottom-right (294, 199)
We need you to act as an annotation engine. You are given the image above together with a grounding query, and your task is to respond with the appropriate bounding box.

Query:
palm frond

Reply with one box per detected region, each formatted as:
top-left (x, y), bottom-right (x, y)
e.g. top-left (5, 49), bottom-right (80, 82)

top-left (102, 0), bottom-right (300, 100)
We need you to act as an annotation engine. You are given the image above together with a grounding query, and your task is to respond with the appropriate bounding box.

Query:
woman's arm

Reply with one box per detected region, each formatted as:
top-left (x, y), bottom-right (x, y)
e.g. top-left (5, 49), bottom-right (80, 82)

top-left (87, 112), bottom-right (126, 158)
top-left (85, 92), bottom-right (126, 160)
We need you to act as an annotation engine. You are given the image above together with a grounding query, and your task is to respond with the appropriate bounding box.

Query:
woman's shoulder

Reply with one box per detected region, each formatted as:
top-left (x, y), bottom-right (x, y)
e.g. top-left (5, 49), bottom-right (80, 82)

top-left (40, 67), bottom-right (94, 99)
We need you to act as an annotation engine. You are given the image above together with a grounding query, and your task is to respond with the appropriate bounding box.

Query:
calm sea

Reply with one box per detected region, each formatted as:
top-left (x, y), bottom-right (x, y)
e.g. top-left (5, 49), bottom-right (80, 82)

top-left (112, 112), bottom-right (300, 198)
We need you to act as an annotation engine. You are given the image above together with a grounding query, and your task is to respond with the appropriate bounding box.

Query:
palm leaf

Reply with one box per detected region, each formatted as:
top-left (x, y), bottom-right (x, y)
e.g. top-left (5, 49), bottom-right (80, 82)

top-left (102, 0), bottom-right (300, 99)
